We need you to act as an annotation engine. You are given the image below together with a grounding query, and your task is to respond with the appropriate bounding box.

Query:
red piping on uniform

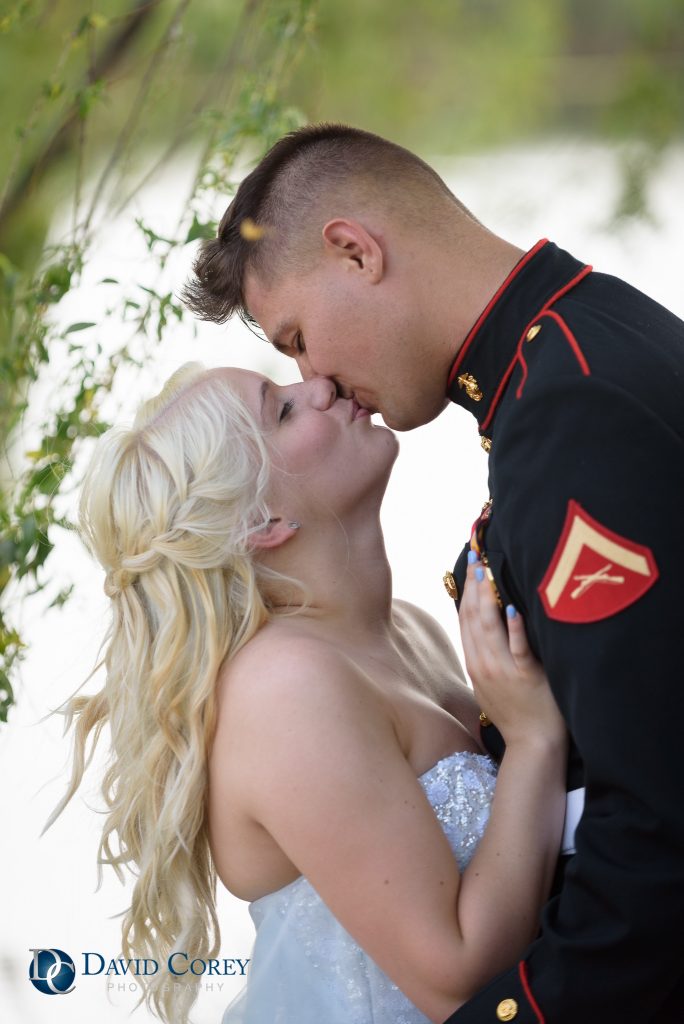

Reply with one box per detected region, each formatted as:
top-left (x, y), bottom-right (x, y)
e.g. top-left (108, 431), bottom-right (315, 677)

top-left (513, 306), bottom-right (590, 399)
top-left (516, 346), bottom-right (530, 397)
top-left (480, 264), bottom-right (593, 432)
top-left (480, 352), bottom-right (524, 432)
top-left (542, 263), bottom-right (593, 310)
top-left (447, 239), bottom-right (549, 389)
top-left (518, 960), bottom-right (546, 1024)
top-left (537, 309), bottom-right (590, 376)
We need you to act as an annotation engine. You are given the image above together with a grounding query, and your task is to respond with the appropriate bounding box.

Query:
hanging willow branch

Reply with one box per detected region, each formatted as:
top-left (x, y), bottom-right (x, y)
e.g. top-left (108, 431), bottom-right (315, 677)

top-left (0, 0), bottom-right (162, 241)
top-left (0, 0), bottom-right (319, 724)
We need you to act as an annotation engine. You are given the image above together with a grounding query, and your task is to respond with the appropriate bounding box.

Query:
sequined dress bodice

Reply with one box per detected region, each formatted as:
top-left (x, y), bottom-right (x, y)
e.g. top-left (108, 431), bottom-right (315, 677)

top-left (221, 750), bottom-right (497, 1024)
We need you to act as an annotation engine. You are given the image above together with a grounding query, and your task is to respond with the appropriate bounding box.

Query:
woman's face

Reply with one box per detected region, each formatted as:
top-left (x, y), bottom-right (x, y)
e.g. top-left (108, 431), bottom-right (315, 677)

top-left (216, 368), bottom-right (399, 522)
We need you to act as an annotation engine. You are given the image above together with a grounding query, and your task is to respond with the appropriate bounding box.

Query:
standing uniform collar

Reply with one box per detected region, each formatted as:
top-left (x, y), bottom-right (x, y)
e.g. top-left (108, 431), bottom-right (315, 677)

top-left (446, 239), bottom-right (591, 441)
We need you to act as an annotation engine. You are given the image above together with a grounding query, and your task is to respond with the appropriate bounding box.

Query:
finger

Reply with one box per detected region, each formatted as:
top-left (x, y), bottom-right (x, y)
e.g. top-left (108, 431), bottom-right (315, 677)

top-left (473, 569), bottom-right (512, 667)
top-left (463, 555), bottom-right (495, 640)
top-left (459, 552), bottom-right (481, 623)
top-left (459, 585), bottom-right (480, 678)
top-left (466, 548), bottom-right (480, 582)
top-left (476, 565), bottom-right (504, 629)
top-left (460, 560), bottom-right (484, 678)
top-left (505, 606), bottom-right (534, 662)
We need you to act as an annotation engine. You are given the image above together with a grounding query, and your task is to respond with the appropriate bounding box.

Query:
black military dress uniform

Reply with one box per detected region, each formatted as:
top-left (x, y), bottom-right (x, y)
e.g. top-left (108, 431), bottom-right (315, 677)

top-left (442, 240), bottom-right (684, 1024)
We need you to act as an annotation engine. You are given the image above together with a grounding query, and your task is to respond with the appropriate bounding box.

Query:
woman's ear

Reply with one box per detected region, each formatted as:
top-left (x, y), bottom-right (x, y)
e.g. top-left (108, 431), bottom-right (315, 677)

top-left (248, 517), bottom-right (300, 551)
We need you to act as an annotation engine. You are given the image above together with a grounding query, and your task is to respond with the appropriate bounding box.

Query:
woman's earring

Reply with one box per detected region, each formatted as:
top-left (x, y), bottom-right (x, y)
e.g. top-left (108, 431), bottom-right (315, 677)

top-left (288, 521), bottom-right (301, 530)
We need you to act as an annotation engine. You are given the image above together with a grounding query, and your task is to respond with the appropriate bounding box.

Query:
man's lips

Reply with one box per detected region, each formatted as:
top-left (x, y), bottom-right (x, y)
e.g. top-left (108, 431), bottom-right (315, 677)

top-left (351, 398), bottom-right (371, 420)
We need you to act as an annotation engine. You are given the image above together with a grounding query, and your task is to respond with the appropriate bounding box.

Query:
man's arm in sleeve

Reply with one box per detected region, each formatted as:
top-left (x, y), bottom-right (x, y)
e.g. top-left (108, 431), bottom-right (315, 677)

top-left (446, 373), bottom-right (684, 1024)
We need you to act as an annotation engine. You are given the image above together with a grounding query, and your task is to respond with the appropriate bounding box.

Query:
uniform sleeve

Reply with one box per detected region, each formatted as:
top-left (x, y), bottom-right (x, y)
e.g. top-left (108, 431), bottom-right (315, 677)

top-left (446, 373), bottom-right (684, 1024)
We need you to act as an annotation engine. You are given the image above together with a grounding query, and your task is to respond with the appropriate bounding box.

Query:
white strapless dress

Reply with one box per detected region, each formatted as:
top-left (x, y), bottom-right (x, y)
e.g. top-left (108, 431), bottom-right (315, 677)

top-left (221, 750), bottom-right (497, 1024)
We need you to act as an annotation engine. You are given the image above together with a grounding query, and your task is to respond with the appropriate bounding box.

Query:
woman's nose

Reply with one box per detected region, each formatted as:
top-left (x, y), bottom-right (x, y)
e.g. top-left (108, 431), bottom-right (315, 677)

top-left (303, 376), bottom-right (338, 410)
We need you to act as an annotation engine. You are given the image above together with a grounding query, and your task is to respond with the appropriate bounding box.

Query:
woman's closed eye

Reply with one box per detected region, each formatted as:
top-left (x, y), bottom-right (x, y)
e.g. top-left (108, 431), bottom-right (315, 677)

top-left (294, 332), bottom-right (305, 354)
top-left (279, 399), bottom-right (294, 422)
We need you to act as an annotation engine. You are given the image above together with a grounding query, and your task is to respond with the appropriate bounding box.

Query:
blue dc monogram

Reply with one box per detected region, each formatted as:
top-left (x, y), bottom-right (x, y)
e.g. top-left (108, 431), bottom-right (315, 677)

top-left (28, 948), bottom-right (76, 994)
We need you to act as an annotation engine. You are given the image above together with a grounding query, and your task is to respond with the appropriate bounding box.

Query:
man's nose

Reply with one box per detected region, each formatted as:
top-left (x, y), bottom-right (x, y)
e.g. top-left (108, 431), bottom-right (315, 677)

top-left (296, 352), bottom-right (315, 380)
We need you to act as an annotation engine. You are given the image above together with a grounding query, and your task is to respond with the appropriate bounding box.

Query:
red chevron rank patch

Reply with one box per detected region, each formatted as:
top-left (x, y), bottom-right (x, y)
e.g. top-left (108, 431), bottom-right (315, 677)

top-left (538, 500), bottom-right (659, 623)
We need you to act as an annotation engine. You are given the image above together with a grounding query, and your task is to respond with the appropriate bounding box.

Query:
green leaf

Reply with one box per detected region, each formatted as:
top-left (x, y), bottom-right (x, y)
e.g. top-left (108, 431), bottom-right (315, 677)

top-left (0, 565), bottom-right (11, 593)
top-left (185, 215), bottom-right (216, 244)
top-left (0, 671), bottom-right (14, 723)
top-left (0, 627), bottom-right (22, 656)
top-left (76, 79), bottom-right (106, 119)
top-left (0, 539), bottom-right (17, 570)
top-left (32, 532), bottom-right (54, 571)
top-left (21, 515), bottom-right (36, 548)
top-left (39, 263), bottom-right (72, 304)
top-left (135, 218), bottom-right (176, 249)
top-left (48, 584), bottom-right (74, 609)
top-left (42, 80), bottom-right (64, 100)
top-left (64, 321), bottom-right (96, 334)
top-left (26, 462), bottom-right (63, 497)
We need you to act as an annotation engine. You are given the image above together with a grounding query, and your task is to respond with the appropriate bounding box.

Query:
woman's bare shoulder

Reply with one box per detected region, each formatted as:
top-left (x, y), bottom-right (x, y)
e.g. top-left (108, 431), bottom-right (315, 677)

top-left (216, 620), bottom-right (383, 730)
top-left (213, 620), bottom-right (400, 812)
top-left (223, 619), bottom-right (354, 681)
top-left (392, 598), bottom-right (460, 659)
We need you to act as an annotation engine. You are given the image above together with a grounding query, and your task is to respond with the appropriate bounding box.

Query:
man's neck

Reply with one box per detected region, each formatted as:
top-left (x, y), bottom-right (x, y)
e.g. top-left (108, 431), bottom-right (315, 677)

top-left (427, 225), bottom-right (526, 388)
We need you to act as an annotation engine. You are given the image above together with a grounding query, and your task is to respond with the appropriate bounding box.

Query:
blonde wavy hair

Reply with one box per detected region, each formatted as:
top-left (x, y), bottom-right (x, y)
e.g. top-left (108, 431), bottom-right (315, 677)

top-left (45, 362), bottom-right (281, 1024)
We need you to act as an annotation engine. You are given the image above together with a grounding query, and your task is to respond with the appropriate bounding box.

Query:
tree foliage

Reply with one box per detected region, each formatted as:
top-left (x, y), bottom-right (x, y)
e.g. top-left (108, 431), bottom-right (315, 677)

top-left (0, 0), bottom-right (316, 723)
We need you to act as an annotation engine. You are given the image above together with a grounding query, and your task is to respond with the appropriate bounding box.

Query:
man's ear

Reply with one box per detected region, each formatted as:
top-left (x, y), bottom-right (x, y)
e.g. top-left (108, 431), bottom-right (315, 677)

top-left (248, 517), bottom-right (298, 551)
top-left (321, 218), bottom-right (384, 281)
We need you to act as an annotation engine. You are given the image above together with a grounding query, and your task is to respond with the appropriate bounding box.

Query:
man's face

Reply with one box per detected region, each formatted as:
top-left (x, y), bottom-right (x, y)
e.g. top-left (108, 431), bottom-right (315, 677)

top-left (243, 256), bottom-right (448, 431)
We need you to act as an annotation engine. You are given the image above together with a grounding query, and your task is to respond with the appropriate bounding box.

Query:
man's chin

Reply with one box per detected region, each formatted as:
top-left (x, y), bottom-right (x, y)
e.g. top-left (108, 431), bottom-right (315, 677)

top-left (379, 400), bottom-right (448, 432)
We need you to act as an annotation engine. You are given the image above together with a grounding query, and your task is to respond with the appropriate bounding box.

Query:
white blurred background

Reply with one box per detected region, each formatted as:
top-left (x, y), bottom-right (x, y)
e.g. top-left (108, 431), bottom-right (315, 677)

top-left (2, 140), bottom-right (683, 1023)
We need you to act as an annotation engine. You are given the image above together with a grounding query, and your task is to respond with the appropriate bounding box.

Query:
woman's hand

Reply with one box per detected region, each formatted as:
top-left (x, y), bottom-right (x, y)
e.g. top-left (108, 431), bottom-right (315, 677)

top-left (459, 551), bottom-right (566, 747)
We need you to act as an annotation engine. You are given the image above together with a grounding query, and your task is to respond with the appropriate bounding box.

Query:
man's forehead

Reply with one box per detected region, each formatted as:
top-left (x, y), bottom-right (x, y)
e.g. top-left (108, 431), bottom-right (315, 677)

top-left (244, 270), bottom-right (301, 346)
top-left (244, 271), bottom-right (283, 331)
top-left (243, 268), bottom-right (269, 308)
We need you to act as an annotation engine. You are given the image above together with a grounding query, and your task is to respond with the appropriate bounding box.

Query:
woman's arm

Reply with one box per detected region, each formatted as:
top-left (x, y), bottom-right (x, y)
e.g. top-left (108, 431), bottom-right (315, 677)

top-left (453, 552), bottom-right (568, 1002)
top-left (221, 581), bottom-right (566, 1023)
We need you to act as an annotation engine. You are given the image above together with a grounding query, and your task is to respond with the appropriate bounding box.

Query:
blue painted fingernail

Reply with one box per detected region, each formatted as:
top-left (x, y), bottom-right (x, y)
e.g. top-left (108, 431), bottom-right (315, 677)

top-left (506, 604), bottom-right (517, 619)
top-left (475, 567), bottom-right (485, 582)
top-left (467, 550), bottom-right (478, 565)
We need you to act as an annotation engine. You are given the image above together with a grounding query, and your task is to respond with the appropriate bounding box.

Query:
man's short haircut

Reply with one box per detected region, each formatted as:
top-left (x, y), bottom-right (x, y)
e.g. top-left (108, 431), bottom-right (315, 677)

top-left (182, 123), bottom-right (467, 329)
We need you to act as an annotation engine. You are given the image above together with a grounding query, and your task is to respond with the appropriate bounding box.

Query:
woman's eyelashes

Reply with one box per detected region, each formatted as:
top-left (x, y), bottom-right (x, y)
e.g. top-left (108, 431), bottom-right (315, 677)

top-left (279, 399), bottom-right (294, 423)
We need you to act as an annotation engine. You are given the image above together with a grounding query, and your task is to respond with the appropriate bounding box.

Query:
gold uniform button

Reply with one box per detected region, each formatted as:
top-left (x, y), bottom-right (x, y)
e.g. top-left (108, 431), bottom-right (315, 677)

top-left (496, 997), bottom-right (519, 1021)
top-left (456, 372), bottom-right (483, 402)
top-left (480, 435), bottom-right (492, 453)
top-left (526, 324), bottom-right (541, 342)
top-left (443, 571), bottom-right (458, 600)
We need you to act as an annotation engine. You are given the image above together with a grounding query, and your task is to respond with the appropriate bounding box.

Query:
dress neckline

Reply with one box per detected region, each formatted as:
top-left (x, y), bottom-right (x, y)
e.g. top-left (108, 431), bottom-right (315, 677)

top-left (417, 748), bottom-right (492, 781)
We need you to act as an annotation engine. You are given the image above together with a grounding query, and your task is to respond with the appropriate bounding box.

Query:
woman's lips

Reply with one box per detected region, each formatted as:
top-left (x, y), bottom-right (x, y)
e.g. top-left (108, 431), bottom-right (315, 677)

top-left (351, 398), bottom-right (370, 420)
